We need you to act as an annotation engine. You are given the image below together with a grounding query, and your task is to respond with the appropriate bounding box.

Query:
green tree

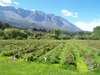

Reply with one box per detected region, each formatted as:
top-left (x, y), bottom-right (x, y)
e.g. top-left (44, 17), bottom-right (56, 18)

top-left (4, 28), bottom-right (28, 39)
top-left (93, 26), bottom-right (100, 39)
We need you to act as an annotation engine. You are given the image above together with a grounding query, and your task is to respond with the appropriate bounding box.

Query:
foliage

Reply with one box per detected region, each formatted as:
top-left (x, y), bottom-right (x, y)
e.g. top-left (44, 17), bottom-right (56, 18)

top-left (3, 28), bottom-right (28, 39)
top-left (93, 26), bottom-right (100, 39)
top-left (0, 59), bottom-right (100, 75)
top-left (0, 40), bottom-right (99, 72)
top-left (0, 21), bottom-right (100, 40)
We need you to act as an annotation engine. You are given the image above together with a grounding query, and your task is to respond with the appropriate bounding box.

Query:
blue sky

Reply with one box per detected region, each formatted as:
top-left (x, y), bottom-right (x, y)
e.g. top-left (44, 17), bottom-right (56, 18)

top-left (0, 0), bottom-right (100, 31)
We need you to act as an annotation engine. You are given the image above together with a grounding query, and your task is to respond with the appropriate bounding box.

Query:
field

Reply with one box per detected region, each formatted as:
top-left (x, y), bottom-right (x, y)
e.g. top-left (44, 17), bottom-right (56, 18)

top-left (0, 40), bottom-right (100, 75)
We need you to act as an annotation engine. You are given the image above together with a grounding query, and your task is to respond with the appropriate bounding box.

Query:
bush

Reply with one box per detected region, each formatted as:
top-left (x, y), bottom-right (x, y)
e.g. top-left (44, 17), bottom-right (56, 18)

top-left (3, 28), bottom-right (28, 39)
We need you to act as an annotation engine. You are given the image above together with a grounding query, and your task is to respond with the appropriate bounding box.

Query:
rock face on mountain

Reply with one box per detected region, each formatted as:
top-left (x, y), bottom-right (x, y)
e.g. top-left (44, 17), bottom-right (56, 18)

top-left (0, 6), bottom-right (81, 32)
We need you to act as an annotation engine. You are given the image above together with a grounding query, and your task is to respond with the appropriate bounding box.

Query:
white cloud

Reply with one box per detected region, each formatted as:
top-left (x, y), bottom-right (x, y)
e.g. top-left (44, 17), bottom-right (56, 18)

top-left (31, 9), bottom-right (36, 11)
top-left (0, 0), bottom-right (19, 6)
top-left (13, 1), bottom-right (19, 5)
top-left (75, 19), bottom-right (100, 31)
top-left (61, 9), bottom-right (78, 18)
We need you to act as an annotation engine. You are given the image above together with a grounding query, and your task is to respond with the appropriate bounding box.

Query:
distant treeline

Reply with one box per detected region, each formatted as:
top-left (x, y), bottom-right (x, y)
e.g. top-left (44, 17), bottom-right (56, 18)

top-left (0, 22), bottom-right (100, 40)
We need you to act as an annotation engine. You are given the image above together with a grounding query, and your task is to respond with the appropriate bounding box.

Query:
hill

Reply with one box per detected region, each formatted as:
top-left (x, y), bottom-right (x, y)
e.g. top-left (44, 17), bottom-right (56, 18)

top-left (0, 6), bottom-right (81, 32)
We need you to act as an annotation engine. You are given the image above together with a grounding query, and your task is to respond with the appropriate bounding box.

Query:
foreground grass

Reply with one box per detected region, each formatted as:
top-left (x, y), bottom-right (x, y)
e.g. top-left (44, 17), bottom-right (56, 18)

top-left (0, 57), bottom-right (99, 75)
top-left (0, 40), bottom-right (100, 75)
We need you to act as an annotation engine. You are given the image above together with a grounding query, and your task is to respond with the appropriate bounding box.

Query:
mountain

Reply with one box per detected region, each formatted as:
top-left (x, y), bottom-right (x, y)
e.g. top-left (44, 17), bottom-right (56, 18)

top-left (0, 6), bottom-right (81, 32)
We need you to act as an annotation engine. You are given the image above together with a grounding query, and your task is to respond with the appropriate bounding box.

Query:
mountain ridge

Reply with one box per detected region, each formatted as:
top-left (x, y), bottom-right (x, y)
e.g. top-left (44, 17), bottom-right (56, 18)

top-left (0, 6), bottom-right (81, 32)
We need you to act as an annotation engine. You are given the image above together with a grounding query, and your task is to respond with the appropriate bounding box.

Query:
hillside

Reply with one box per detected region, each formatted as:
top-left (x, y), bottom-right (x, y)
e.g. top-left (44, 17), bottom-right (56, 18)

top-left (0, 6), bottom-right (81, 32)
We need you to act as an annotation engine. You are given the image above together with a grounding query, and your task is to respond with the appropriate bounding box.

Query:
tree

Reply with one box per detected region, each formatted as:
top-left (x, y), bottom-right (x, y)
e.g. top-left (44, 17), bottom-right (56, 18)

top-left (4, 28), bottom-right (28, 39)
top-left (0, 22), bottom-right (11, 30)
top-left (52, 29), bottom-right (62, 39)
top-left (93, 26), bottom-right (100, 40)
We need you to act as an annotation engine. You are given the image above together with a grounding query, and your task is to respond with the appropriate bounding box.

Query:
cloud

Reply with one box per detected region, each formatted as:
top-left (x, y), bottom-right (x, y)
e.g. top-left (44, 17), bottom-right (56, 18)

top-left (75, 19), bottom-right (100, 31)
top-left (13, 1), bottom-right (19, 5)
top-left (0, 0), bottom-right (19, 6)
top-left (31, 9), bottom-right (36, 11)
top-left (61, 9), bottom-right (78, 18)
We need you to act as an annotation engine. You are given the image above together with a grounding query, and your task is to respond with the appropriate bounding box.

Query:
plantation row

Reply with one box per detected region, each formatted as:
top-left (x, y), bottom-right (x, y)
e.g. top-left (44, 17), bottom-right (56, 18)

top-left (0, 40), bottom-right (100, 72)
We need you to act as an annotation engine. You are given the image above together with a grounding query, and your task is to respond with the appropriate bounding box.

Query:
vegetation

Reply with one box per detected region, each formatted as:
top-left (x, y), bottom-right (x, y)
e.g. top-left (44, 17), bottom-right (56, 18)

top-left (0, 59), bottom-right (100, 75)
top-left (93, 26), bottom-right (100, 40)
top-left (0, 40), bottom-right (100, 74)
top-left (0, 22), bottom-right (100, 75)
top-left (0, 22), bottom-right (100, 40)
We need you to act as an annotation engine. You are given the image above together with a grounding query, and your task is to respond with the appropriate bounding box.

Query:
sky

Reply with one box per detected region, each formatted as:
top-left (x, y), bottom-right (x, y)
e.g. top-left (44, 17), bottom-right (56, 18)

top-left (0, 0), bottom-right (100, 31)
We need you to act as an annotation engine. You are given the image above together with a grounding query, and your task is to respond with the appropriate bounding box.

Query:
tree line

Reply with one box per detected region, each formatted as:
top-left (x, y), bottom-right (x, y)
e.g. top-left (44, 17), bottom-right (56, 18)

top-left (0, 22), bottom-right (100, 40)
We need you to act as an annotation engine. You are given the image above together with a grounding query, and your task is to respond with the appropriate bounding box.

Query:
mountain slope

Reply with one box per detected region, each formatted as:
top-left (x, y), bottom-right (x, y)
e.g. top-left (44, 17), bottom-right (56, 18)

top-left (0, 6), bottom-right (81, 32)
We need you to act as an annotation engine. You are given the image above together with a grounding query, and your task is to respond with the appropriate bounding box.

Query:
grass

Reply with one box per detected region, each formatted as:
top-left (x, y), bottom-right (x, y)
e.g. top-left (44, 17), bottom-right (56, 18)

top-left (0, 57), bottom-right (99, 75)
top-left (0, 40), bottom-right (100, 75)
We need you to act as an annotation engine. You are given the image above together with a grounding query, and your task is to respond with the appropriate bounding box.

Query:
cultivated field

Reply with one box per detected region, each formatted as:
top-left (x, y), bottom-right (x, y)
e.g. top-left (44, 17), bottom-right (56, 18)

top-left (0, 40), bottom-right (100, 75)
